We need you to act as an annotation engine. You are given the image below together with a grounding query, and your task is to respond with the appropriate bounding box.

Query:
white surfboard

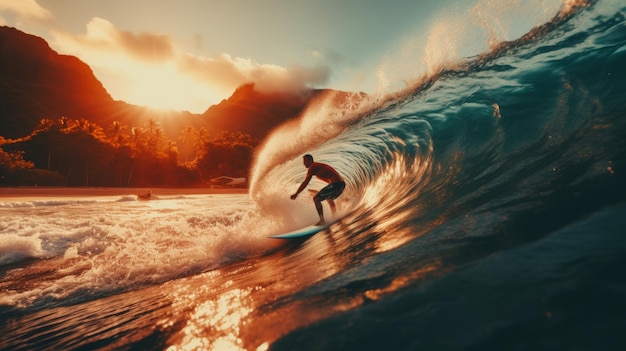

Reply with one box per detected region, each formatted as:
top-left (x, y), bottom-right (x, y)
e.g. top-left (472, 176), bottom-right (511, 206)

top-left (268, 223), bottom-right (331, 239)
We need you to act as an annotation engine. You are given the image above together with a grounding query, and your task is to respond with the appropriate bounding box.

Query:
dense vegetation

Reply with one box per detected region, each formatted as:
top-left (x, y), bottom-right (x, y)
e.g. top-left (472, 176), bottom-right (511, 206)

top-left (0, 116), bottom-right (258, 187)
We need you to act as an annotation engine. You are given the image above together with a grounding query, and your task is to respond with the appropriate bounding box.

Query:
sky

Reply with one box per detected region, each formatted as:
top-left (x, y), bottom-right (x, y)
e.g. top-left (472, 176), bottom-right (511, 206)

top-left (0, 0), bottom-right (564, 113)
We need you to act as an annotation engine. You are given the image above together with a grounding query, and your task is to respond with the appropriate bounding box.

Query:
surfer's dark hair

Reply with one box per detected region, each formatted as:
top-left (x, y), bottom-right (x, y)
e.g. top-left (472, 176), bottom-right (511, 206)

top-left (303, 154), bottom-right (313, 162)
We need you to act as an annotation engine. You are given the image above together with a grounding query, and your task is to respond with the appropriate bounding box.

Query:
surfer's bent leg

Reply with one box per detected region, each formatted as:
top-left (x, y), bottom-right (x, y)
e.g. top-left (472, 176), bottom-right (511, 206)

top-left (313, 194), bottom-right (325, 225)
top-left (328, 199), bottom-right (336, 214)
top-left (315, 181), bottom-right (345, 223)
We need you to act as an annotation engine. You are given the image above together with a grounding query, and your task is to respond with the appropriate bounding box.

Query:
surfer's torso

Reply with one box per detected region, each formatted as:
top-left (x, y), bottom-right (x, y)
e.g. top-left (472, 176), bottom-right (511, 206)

top-left (307, 162), bottom-right (343, 184)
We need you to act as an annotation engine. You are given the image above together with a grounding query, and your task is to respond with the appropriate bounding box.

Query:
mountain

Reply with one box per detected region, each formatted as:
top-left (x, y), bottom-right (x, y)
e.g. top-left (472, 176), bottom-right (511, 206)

top-left (0, 26), bottom-right (327, 143)
top-left (0, 26), bottom-right (210, 141)
top-left (0, 26), bottom-right (112, 138)
top-left (201, 83), bottom-right (322, 139)
top-left (0, 26), bottom-right (370, 187)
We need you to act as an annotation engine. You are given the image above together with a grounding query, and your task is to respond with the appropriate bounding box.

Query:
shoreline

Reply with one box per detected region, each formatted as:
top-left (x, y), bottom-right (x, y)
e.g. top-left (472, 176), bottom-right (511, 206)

top-left (0, 186), bottom-right (249, 199)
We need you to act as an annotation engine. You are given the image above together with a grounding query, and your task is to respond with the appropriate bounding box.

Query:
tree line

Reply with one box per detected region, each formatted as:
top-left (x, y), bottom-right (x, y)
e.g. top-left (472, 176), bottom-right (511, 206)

top-left (0, 117), bottom-right (258, 187)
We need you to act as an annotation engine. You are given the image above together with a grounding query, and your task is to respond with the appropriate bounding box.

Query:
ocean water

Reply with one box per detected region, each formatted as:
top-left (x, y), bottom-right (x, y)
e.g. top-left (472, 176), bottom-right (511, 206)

top-left (2, 0), bottom-right (626, 350)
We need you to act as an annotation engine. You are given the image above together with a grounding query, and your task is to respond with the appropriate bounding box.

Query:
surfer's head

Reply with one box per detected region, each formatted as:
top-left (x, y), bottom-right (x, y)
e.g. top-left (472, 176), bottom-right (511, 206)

top-left (303, 154), bottom-right (314, 168)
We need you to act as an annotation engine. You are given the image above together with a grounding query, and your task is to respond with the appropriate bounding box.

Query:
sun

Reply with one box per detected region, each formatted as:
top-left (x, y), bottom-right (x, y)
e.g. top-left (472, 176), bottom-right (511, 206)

top-left (123, 62), bottom-right (217, 112)
top-left (63, 41), bottom-right (226, 112)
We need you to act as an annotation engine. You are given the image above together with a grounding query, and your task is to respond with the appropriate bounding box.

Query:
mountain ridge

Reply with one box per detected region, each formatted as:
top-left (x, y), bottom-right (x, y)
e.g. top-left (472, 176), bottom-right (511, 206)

top-left (0, 26), bottom-right (329, 142)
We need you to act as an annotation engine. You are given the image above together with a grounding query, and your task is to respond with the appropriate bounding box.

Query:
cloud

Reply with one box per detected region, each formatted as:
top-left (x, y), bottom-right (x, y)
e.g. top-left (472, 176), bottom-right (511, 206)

top-left (5, 1), bottom-right (331, 108)
top-left (56, 17), bottom-right (174, 63)
top-left (311, 48), bottom-right (346, 65)
top-left (178, 53), bottom-right (331, 94)
top-left (0, 0), bottom-right (52, 20)
top-left (48, 14), bottom-right (329, 109)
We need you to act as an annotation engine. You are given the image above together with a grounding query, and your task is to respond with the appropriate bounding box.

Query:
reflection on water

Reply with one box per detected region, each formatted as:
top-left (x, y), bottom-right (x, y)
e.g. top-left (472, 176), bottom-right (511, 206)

top-left (364, 263), bottom-right (440, 301)
top-left (167, 287), bottom-right (252, 351)
top-left (163, 273), bottom-right (262, 351)
top-left (63, 188), bottom-right (444, 351)
top-left (0, 209), bottom-right (442, 351)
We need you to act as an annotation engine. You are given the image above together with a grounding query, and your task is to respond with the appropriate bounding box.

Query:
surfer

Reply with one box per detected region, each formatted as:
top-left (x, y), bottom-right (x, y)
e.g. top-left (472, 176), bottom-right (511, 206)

top-left (290, 154), bottom-right (346, 226)
top-left (137, 190), bottom-right (152, 200)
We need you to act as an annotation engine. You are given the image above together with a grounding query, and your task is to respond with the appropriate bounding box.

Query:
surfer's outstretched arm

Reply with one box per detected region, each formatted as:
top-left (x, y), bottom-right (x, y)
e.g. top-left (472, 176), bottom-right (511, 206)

top-left (291, 172), bottom-right (313, 199)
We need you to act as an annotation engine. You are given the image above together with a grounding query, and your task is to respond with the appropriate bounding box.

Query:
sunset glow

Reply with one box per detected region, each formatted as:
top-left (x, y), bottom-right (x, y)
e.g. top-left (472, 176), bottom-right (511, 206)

top-left (111, 60), bottom-right (217, 112)
top-left (0, 0), bottom-right (566, 112)
top-left (0, 0), bottom-right (454, 112)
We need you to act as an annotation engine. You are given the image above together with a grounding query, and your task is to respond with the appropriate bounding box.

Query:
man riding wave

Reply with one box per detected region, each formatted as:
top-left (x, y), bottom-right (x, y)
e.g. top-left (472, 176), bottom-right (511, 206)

top-left (290, 154), bottom-right (346, 226)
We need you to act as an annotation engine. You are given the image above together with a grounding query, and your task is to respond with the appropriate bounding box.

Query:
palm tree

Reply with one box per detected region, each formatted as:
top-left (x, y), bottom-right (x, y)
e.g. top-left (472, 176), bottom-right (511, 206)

top-left (33, 119), bottom-right (55, 169)
top-left (58, 116), bottom-right (69, 130)
top-left (58, 116), bottom-right (78, 131)
top-left (194, 127), bottom-right (210, 155)
top-left (105, 121), bottom-right (129, 186)
top-left (35, 118), bottom-right (55, 133)
top-left (129, 127), bottom-right (145, 153)
top-left (78, 119), bottom-right (106, 141)
top-left (143, 118), bottom-right (165, 154)
top-left (179, 125), bottom-right (196, 163)
top-left (107, 121), bottom-right (127, 149)
top-left (89, 124), bottom-right (106, 141)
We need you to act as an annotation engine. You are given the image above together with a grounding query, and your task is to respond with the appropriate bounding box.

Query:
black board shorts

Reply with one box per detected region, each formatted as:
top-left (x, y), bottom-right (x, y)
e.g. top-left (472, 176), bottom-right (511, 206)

top-left (316, 181), bottom-right (346, 201)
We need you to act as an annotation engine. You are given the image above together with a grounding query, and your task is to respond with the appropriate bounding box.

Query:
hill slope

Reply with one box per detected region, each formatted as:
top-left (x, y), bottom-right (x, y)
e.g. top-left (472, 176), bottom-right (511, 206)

top-left (0, 26), bottom-right (329, 142)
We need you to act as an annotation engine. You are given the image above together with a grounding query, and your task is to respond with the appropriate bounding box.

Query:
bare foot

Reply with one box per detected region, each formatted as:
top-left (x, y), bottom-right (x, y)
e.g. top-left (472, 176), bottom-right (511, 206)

top-left (315, 220), bottom-right (326, 226)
